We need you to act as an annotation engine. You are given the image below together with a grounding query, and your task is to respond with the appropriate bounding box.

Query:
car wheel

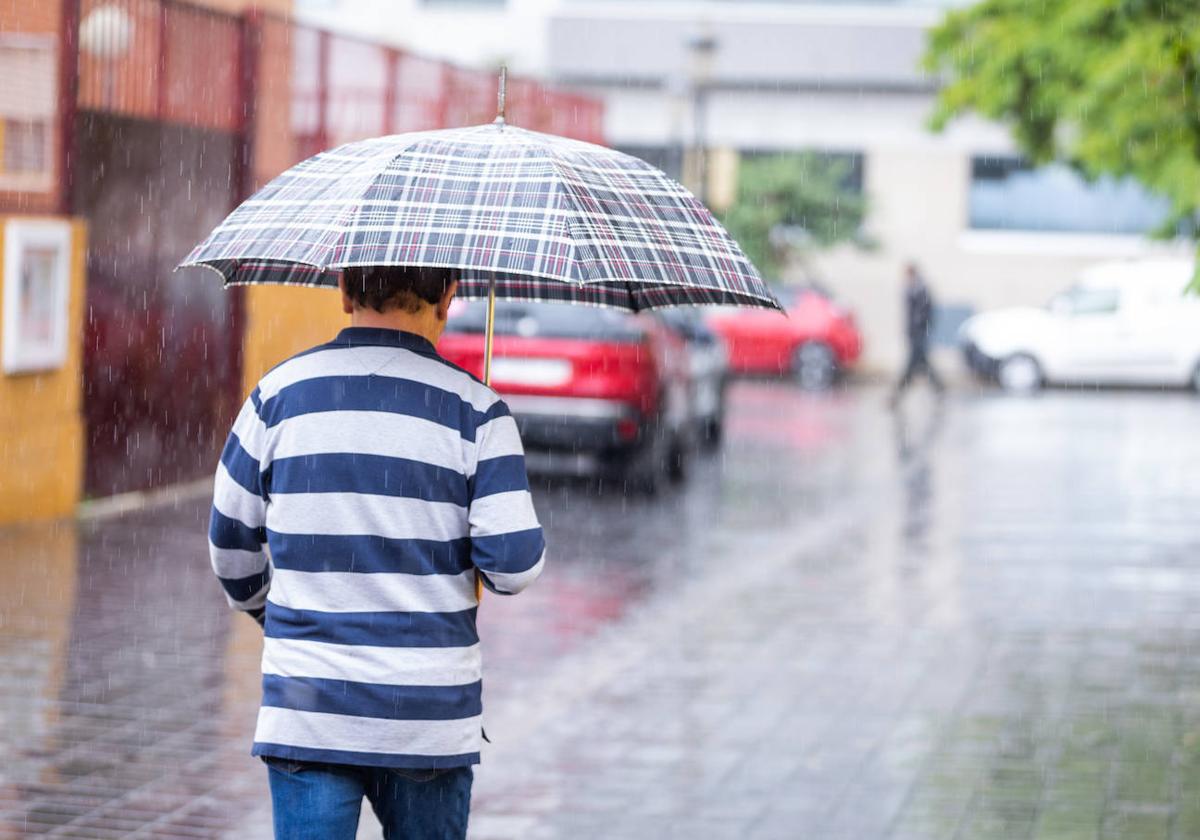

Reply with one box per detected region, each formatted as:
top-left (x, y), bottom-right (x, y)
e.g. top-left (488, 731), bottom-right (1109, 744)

top-left (792, 342), bottom-right (838, 391)
top-left (613, 429), bottom-right (665, 496)
top-left (667, 432), bottom-right (689, 483)
top-left (701, 414), bottom-right (723, 451)
top-left (700, 385), bottom-right (726, 452)
top-left (998, 354), bottom-right (1043, 393)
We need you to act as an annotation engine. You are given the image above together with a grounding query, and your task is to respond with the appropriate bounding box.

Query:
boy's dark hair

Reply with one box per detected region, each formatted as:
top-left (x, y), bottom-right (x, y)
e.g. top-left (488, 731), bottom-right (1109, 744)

top-left (341, 265), bottom-right (456, 314)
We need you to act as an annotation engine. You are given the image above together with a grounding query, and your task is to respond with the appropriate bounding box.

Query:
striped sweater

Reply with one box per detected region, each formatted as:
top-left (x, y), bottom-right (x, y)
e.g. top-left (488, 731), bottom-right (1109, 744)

top-left (208, 327), bottom-right (545, 768)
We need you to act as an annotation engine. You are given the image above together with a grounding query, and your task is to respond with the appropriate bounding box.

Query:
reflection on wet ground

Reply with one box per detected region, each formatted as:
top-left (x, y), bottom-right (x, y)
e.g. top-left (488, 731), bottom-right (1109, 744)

top-left (2, 382), bottom-right (1199, 839)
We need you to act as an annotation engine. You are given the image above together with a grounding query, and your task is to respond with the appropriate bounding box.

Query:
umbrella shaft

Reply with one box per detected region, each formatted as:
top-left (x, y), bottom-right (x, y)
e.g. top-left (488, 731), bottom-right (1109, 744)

top-left (483, 277), bottom-right (497, 387)
top-left (477, 276), bottom-right (497, 603)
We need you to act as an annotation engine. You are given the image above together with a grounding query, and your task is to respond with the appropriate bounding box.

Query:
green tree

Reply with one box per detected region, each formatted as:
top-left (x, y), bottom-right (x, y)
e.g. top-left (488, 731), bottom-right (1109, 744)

top-left (924, 0), bottom-right (1200, 281)
top-left (721, 153), bottom-right (867, 279)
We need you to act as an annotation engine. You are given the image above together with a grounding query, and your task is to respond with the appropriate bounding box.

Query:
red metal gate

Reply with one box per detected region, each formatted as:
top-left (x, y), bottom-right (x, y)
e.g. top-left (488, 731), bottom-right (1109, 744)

top-left (62, 0), bottom-right (604, 497)
top-left (74, 0), bottom-right (248, 495)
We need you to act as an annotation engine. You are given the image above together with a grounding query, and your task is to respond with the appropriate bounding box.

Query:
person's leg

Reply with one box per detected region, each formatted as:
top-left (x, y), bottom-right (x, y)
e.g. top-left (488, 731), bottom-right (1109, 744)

top-left (367, 766), bottom-right (474, 840)
top-left (891, 345), bottom-right (920, 404)
top-left (266, 758), bottom-right (366, 840)
top-left (910, 344), bottom-right (944, 392)
top-left (925, 349), bottom-right (946, 392)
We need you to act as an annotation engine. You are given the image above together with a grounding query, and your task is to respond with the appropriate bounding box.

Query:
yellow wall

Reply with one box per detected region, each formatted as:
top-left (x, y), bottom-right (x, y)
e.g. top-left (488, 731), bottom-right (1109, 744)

top-left (240, 284), bottom-right (346, 395)
top-left (0, 218), bottom-right (86, 524)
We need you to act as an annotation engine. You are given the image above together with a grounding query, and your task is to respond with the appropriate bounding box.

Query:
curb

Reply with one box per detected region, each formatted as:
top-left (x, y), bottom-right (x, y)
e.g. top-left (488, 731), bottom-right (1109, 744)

top-left (78, 477), bottom-right (212, 522)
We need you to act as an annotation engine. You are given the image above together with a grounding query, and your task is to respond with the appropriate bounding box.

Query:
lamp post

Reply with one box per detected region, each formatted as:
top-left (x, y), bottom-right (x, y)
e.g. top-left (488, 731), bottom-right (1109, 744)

top-left (685, 31), bottom-right (718, 207)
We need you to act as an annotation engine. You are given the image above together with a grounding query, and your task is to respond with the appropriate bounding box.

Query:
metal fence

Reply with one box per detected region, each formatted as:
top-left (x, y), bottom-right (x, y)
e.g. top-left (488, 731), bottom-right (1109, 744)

top-left (71, 0), bottom-right (605, 168)
top-left (288, 26), bottom-right (603, 160)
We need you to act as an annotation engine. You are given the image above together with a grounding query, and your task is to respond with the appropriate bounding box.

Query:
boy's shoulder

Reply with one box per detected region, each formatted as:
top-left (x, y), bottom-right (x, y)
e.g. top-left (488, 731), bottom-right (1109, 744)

top-left (429, 353), bottom-right (501, 403)
top-left (253, 339), bottom-right (345, 401)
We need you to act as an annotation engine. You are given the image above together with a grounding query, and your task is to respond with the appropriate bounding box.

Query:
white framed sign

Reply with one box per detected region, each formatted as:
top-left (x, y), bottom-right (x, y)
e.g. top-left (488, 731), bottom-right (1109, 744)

top-left (3, 218), bottom-right (72, 374)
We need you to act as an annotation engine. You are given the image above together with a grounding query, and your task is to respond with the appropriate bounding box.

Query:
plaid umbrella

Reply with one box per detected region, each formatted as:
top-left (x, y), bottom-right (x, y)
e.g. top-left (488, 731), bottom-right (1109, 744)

top-left (180, 123), bottom-right (780, 314)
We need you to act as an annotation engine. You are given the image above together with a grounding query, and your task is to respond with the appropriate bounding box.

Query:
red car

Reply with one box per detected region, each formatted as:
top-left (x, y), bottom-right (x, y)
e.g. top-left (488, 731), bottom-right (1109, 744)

top-left (438, 301), bottom-right (691, 492)
top-left (706, 285), bottom-right (861, 389)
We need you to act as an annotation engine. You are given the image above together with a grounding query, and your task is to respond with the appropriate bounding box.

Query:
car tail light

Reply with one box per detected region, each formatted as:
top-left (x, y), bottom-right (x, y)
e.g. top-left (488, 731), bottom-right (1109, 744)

top-left (617, 417), bottom-right (639, 441)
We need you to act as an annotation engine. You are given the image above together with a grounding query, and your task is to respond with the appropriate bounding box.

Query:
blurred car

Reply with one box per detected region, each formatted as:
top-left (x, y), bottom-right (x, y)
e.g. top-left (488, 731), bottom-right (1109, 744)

top-left (657, 307), bottom-right (730, 450)
top-left (960, 260), bottom-right (1200, 393)
top-left (705, 284), bottom-right (862, 389)
top-left (439, 301), bottom-right (691, 492)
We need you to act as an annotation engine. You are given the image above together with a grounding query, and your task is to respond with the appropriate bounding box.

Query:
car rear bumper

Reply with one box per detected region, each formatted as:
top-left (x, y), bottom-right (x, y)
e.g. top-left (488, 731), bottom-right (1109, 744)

top-left (505, 395), bottom-right (639, 452)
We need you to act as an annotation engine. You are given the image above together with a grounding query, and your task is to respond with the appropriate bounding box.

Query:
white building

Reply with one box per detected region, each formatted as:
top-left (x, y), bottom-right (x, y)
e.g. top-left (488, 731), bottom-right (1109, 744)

top-left (296, 0), bottom-right (1188, 373)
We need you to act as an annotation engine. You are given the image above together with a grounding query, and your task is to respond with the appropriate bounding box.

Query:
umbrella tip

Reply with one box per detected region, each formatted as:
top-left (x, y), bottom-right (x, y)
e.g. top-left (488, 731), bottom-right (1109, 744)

top-left (494, 64), bottom-right (507, 130)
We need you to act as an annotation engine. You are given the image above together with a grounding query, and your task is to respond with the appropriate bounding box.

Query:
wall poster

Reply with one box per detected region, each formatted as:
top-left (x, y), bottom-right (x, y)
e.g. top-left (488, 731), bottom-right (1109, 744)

top-left (3, 218), bottom-right (71, 374)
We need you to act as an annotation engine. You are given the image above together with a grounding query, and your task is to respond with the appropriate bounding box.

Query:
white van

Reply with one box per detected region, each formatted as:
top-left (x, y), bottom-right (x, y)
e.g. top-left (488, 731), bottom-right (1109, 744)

top-left (960, 260), bottom-right (1200, 393)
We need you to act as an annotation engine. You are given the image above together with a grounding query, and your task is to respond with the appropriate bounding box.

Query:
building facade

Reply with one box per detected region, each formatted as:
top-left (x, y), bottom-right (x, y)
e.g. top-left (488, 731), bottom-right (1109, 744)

top-left (300, 0), bottom-right (1190, 373)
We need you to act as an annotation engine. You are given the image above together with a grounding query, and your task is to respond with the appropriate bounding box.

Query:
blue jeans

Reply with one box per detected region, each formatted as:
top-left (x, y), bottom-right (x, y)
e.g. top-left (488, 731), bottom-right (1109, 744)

top-left (265, 758), bottom-right (473, 840)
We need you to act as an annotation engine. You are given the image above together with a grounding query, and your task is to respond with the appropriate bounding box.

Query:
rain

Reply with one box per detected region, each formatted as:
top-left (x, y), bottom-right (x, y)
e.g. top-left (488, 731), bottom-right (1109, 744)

top-left (2, 0), bottom-right (1200, 838)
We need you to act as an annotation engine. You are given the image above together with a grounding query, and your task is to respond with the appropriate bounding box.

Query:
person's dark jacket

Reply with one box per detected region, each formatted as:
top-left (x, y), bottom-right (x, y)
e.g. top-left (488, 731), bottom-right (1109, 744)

top-left (905, 281), bottom-right (934, 346)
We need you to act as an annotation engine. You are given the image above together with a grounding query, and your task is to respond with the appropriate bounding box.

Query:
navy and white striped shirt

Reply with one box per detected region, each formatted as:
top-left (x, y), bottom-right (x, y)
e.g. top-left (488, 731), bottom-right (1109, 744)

top-left (208, 327), bottom-right (545, 768)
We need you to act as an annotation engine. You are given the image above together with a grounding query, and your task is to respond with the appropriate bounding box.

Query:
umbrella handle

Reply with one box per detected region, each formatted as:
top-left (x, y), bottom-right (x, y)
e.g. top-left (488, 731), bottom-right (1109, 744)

top-left (477, 276), bottom-right (497, 603)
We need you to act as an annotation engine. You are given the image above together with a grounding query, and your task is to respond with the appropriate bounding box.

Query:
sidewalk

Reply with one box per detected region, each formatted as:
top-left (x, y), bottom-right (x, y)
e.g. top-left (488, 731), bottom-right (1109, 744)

top-left (3, 384), bottom-right (1200, 839)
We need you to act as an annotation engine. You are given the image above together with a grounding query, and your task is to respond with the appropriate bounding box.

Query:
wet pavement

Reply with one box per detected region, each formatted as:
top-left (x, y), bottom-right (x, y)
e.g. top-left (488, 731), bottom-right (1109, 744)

top-left (2, 382), bottom-right (1200, 839)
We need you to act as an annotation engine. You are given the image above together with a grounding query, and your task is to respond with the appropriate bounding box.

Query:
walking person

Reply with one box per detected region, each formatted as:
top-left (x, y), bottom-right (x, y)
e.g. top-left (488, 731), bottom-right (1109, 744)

top-left (208, 265), bottom-right (545, 840)
top-left (890, 262), bottom-right (945, 405)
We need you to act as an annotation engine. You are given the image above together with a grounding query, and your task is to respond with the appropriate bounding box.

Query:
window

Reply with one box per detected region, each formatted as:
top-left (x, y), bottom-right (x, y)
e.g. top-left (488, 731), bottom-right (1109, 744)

top-left (969, 156), bottom-right (1170, 235)
top-left (3, 120), bottom-right (48, 174)
top-left (0, 35), bottom-right (56, 191)
top-left (615, 146), bottom-right (681, 180)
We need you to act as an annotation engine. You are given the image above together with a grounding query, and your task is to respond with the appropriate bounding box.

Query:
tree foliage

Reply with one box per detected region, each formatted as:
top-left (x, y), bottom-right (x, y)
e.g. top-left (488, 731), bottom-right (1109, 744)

top-left (924, 0), bottom-right (1200, 278)
top-left (721, 153), bottom-right (867, 279)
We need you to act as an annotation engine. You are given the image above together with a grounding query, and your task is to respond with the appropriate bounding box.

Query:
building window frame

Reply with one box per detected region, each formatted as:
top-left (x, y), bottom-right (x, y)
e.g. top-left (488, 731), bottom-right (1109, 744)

top-left (0, 34), bottom-right (57, 194)
top-left (968, 154), bottom-right (1171, 237)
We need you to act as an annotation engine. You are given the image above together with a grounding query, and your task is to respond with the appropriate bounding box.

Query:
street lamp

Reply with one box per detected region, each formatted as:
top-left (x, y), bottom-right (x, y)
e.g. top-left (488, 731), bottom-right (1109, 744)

top-left (79, 4), bottom-right (134, 109)
top-left (685, 31), bottom-right (718, 206)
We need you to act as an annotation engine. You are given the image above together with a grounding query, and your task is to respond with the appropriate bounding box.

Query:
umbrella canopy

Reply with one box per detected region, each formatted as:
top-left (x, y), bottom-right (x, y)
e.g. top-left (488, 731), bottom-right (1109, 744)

top-left (180, 122), bottom-right (781, 313)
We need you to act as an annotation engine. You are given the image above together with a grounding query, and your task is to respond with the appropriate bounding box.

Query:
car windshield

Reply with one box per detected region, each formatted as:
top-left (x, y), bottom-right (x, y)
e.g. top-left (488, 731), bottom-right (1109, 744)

top-left (658, 307), bottom-right (719, 342)
top-left (1048, 286), bottom-right (1120, 316)
top-left (446, 301), bottom-right (646, 342)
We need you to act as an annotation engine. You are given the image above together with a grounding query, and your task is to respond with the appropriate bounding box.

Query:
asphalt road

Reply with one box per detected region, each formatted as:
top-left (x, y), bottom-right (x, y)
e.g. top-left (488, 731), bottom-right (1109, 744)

top-left (2, 381), bottom-right (1199, 839)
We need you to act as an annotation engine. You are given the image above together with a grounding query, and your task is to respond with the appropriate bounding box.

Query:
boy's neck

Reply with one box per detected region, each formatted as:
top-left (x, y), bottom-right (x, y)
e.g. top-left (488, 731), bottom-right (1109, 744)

top-left (350, 307), bottom-right (441, 345)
